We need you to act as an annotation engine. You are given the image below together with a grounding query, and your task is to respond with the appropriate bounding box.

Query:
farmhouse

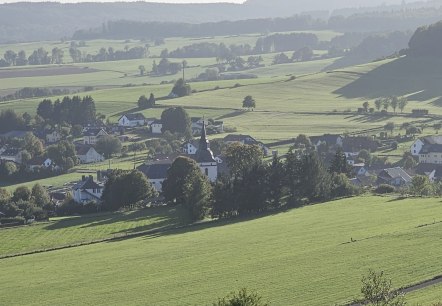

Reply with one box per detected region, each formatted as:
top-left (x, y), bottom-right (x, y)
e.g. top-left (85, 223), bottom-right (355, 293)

top-left (76, 145), bottom-right (105, 164)
top-left (182, 140), bottom-right (199, 155)
top-left (224, 134), bottom-right (270, 156)
top-left (28, 157), bottom-right (52, 171)
top-left (353, 164), bottom-right (368, 177)
top-left (150, 120), bottom-right (163, 134)
top-left (83, 128), bottom-right (108, 145)
top-left (137, 160), bottom-right (172, 192)
top-left (118, 113), bottom-right (146, 127)
top-left (418, 144), bottom-right (442, 164)
top-left (310, 134), bottom-right (343, 148)
top-left (72, 175), bottom-right (103, 204)
top-left (415, 163), bottom-right (442, 182)
top-left (377, 167), bottom-right (412, 187)
top-left (45, 130), bottom-right (62, 144)
top-left (342, 136), bottom-right (378, 155)
top-left (411, 136), bottom-right (442, 156)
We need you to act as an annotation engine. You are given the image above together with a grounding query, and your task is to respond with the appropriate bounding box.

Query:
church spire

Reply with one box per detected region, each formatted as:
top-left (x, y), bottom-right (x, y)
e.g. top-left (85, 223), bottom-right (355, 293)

top-left (199, 120), bottom-right (209, 150)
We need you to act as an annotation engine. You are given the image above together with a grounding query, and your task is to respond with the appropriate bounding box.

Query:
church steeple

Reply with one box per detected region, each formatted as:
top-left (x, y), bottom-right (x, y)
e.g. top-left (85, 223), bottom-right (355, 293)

top-left (196, 120), bottom-right (216, 163)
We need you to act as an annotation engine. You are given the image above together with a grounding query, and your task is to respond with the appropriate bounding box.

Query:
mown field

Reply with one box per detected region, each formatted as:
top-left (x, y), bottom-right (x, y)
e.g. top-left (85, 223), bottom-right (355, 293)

top-left (407, 282), bottom-right (442, 304)
top-left (1, 196), bottom-right (442, 305)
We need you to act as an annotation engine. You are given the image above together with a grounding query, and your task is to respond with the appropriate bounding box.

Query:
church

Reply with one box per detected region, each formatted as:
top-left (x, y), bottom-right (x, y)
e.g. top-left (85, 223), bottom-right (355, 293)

top-left (194, 122), bottom-right (218, 182)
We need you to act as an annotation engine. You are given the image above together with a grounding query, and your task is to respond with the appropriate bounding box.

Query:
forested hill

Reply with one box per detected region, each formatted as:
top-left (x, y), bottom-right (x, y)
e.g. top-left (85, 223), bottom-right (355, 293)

top-left (408, 20), bottom-right (442, 56)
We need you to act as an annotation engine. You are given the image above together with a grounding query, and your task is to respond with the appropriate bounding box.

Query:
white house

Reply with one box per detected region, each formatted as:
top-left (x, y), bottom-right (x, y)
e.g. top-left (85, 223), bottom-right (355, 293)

top-left (76, 145), bottom-right (105, 164)
top-left (411, 136), bottom-right (442, 156)
top-left (353, 164), bottom-right (367, 176)
top-left (377, 167), bottom-right (412, 187)
top-left (309, 134), bottom-right (344, 148)
top-left (182, 141), bottom-right (199, 155)
top-left (45, 130), bottom-right (62, 144)
top-left (28, 157), bottom-right (52, 171)
top-left (137, 160), bottom-right (172, 192)
top-left (418, 144), bottom-right (442, 164)
top-left (83, 128), bottom-right (108, 145)
top-left (72, 176), bottom-right (103, 203)
top-left (118, 113), bottom-right (146, 127)
top-left (150, 120), bottom-right (163, 134)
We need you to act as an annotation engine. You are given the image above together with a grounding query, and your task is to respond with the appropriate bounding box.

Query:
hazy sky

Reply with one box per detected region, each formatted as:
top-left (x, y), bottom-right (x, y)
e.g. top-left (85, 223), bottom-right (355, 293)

top-left (0, 0), bottom-right (245, 2)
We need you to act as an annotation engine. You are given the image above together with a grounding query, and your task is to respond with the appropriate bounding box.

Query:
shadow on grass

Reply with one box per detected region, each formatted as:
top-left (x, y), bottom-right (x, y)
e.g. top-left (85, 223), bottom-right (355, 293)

top-left (45, 206), bottom-right (189, 236)
top-left (216, 110), bottom-right (246, 120)
top-left (333, 57), bottom-right (442, 102)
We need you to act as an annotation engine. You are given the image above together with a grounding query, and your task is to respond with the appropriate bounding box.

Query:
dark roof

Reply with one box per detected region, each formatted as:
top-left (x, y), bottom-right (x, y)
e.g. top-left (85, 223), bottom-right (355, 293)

top-left (1, 148), bottom-right (20, 156)
top-left (378, 167), bottom-right (412, 183)
top-left (83, 128), bottom-right (107, 137)
top-left (76, 145), bottom-right (94, 156)
top-left (420, 136), bottom-right (442, 145)
top-left (73, 176), bottom-right (102, 191)
top-left (419, 144), bottom-right (442, 154)
top-left (151, 120), bottom-right (162, 125)
top-left (224, 134), bottom-right (257, 144)
top-left (196, 122), bottom-right (216, 163)
top-left (29, 156), bottom-right (49, 165)
top-left (137, 160), bottom-right (172, 180)
top-left (310, 134), bottom-right (342, 145)
top-left (122, 113), bottom-right (146, 121)
top-left (415, 163), bottom-right (442, 178)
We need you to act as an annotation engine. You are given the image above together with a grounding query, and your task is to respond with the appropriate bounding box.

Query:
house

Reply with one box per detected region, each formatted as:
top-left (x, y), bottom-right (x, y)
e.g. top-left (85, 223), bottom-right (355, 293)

top-left (223, 134), bottom-right (270, 156)
top-left (377, 167), bottom-right (412, 187)
top-left (76, 145), bottom-right (105, 164)
top-left (418, 144), bottom-right (442, 164)
top-left (0, 147), bottom-right (22, 164)
top-left (182, 140), bottom-right (199, 155)
top-left (72, 176), bottom-right (103, 204)
top-left (411, 136), bottom-right (442, 156)
top-left (83, 128), bottom-right (108, 145)
top-left (309, 134), bottom-right (343, 148)
top-left (353, 164), bottom-right (368, 177)
top-left (45, 130), bottom-right (62, 144)
top-left (195, 123), bottom-right (218, 182)
top-left (28, 157), bottom-right (52, 171)
top-left (118, 113), bottom-right (146, 127)
top-left (150, 120), bottom-right (163, 134)
top-left (137, 160), bottom-right (172, 192)
top-left (415, 163), bottom-right (442, 182)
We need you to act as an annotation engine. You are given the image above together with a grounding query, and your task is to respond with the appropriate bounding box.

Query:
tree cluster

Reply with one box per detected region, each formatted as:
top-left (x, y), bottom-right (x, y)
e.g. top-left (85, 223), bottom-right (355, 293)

top-left (0, 47), bottom-right (63, 67)
top-left (0, 109), bottom-right (26, 133)
top-left (0, 87), bottom-right (70, 103)
top-left (137, 93), bottom-right (156, 109)
top-left (272, 47), bottom-right (314, 65)
top-left (160, 106), bottom-right (191, 137)
top-left (255, 33), bottom-right (318, 53)
top-left (69, 46), bottom-right (148, 63)
top-left (0, 184), bottom-right (52, 223)
top-left (37, 95), bottom-right (97, 125)
top-left (152, 58), bottom-right (182, 76)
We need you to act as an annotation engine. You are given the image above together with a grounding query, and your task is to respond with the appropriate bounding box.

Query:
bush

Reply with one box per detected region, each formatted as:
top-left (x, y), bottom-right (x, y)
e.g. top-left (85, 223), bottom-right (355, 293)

top-left (375, 184), bottom-right (395, 194)
top-left (213, 288), bottom-right (269, 306)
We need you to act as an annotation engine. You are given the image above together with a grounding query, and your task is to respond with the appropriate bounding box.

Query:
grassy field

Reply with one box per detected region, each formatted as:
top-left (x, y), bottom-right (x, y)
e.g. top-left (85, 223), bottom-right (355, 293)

top-left (1, 196), bottom-right (442, 305)
top-left (407, 282), bottom-right (442, 304)
top-left (0, 205), bottom-right (189, 256)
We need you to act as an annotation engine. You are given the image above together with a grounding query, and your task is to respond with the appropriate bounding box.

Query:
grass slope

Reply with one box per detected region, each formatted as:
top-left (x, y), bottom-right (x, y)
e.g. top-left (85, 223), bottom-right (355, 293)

top-left (1, 196), bottom-right (442, 305)
top-left (407, 282), bottom-right (442, 304)
top-left (0, 206), bottom-right (188, 256)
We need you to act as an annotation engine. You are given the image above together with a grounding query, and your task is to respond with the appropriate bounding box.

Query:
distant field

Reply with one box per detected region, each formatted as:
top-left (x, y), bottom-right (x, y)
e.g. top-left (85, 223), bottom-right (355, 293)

top-left (1, 196), bottom-right (442, 305)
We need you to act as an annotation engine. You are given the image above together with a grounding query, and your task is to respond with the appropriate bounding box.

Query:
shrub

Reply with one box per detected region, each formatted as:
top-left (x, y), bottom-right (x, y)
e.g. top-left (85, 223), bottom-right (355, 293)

top-left (375, 184), bottom-right (395, 194)
top-left (213, 288), bottom-right (269, 306)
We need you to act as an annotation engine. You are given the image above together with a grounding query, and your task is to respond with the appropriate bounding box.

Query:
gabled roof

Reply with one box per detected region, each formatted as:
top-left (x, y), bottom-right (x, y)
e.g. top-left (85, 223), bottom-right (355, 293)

top-left (121, 113), bottom-right (146, 121)
top-left (415, 163), bottom-right (442, 178)
top-left (0, 147), bottom-right (20, 156)
top-left (83, 128), bottom-right (107, 137)
top-left (224, 134), bottom-right (257, 143)
top-left (310, 134), bottom-right (342, 145)
top-left (137, 160), bottom-right (172, 180)
top-left (419, 144), bottom-right (442, 154)
top-left (151, 120), bottom-right (163, 125)
top-left (29, 156), bottom-right (50, 166)
top-left (76, 145), bottom-right (95, 156)
top-left (73, 176), bottom-right (102, 191)
top-left (420, 136), bottom-right (442, 145)
top-left (378, 167), bottom-right (412, 183)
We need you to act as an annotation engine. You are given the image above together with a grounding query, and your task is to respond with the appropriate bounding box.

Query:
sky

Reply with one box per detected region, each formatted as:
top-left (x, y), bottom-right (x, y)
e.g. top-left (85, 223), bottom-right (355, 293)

top-left (0, 0), bottom-right (245, 2)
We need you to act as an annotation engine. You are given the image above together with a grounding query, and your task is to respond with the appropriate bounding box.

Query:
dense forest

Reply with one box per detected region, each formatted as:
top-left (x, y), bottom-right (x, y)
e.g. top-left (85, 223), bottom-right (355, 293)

top-left (407, 20), bottom-right (442, 56)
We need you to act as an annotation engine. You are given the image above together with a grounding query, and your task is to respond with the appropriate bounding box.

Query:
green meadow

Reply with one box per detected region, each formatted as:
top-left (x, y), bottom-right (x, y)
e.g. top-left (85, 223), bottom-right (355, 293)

top-left (0, 196), bottom-right (442, 305)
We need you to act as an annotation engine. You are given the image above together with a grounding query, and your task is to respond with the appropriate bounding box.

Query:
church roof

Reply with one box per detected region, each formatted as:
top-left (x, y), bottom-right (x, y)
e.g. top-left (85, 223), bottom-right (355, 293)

top-left (196, 121), bottom-right (216, 163)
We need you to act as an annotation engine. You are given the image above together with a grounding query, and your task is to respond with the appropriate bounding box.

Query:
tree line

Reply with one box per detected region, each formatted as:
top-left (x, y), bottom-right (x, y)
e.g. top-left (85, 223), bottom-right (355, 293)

top-left (69, 45), bottom-right (148, 63)
top-left (0, 87), bottom-right (70, 103)
top-left (0, 47), bottom-right (64, 67)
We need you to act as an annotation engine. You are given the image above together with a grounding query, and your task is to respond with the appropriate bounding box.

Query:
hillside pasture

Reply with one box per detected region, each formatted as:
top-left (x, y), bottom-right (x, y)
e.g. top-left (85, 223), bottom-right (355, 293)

top-left (1, 196), bottom-right (442, 305)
